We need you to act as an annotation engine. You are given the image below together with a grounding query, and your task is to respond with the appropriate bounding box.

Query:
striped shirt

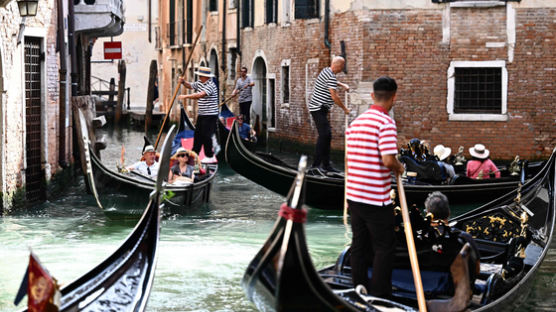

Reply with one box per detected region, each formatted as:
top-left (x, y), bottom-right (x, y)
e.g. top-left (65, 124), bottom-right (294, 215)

top-left (191, 79), bottom-right (219, 116)
top-left (346, 105), bottom-right (398, 206)
top-left (234, 76), bottom-right (253, 103)
top-left (308, 67), bottom-right (337, 112)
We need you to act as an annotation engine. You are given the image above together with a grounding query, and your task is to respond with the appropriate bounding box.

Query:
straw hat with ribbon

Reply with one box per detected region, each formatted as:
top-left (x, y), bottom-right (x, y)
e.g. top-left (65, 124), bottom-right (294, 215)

top-left (469, 144), bottom-right (490, 159)
top-left (195, 66), bottom-right (215, 78)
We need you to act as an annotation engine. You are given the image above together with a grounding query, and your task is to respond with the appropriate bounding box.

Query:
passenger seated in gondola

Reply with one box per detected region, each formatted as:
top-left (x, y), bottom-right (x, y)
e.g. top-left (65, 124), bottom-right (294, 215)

top-left (126, 145), bottom-right (159, 179)
top-left (433, 144), bottom-right (456, 180)
top-left (466, 144), bottom-right (501, 180)
top-left (168, 147), bottom-right (197, 184)
top-left (237, 114), bottom-right (257, 143)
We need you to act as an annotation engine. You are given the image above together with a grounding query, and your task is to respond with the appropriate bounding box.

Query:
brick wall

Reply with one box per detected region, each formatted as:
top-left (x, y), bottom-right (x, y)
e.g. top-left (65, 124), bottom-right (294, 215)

top-left (237, 5), bottom-right (555, 160)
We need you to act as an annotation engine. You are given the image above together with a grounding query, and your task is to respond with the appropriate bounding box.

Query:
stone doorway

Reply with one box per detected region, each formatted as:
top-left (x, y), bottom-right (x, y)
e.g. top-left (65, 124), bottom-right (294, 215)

top-left (252, 57), bottom-right (267, 143)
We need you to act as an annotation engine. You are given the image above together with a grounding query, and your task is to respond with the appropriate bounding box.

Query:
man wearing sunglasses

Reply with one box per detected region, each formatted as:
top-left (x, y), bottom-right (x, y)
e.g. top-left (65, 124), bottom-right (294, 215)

top-left (126, 145), bottom-right (159, 178)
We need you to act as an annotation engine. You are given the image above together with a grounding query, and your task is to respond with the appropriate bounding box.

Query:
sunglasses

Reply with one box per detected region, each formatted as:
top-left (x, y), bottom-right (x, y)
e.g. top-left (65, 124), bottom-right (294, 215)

top-left (177, 154), bottom-right (188, 158)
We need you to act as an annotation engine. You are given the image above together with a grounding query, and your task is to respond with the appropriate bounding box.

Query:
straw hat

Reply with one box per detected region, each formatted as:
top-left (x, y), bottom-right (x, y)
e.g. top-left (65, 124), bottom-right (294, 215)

top-left (433, 144), bottom-right (452, 161)
top-left (195, 66), bottom-right (215, 78)
top-left (143, 145), bottom-right (155, 154)
top-left (173, 147), bottom-right (188, 158)
top-left (469, 144), bottom-right (490, 159)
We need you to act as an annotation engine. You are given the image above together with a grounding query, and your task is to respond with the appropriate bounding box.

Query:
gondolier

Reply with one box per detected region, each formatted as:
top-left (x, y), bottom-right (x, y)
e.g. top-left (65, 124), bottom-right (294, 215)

top-left (178, 66), bottom-right (219, 163)
top-left (346, 76), bottom-right (405, 297)
top-left (232, 66), bottom-right (255, 125)
top-left (308, 56), bottom-right (350, 172)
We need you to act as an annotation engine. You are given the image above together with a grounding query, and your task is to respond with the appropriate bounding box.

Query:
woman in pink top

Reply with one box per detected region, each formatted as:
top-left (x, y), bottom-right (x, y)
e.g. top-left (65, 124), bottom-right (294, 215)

top-left (466, 144), bottom-right (501, 179)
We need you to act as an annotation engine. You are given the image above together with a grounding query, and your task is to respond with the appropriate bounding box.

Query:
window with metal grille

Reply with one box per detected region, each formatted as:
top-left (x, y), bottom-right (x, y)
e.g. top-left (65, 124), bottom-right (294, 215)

top-left (266, 0), bottom-right (278, 24)
top-left (209, 0), bottom-right (218, 12)
top-left (454, 67), bottom-right (502, 114)
top-left (241, 0), bottom-right (254, 28)
top-left (295, 0), bottom-right (319, 19)
top-left (282, 65), bottom-right (290, 104)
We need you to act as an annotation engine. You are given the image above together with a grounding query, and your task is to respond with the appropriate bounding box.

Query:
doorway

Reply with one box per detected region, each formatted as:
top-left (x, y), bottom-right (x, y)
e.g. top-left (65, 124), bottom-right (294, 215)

top-left (252, 57), bottom-right (267, 144)
top-left (24, 37), bottom-right (45, 203)
top-left (209, 49), bottom-right (219, 101)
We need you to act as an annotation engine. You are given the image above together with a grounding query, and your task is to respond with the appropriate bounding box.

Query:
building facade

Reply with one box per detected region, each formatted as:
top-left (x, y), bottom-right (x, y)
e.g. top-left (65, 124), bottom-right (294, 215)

top-left (0, 0), bottom-right (72, 210)
top-left (157, 0), bottom-right (238, 121)
top-left (157, 0), bottom-right (555, 160)
top-left (0, 0), bottom-right (125, 211)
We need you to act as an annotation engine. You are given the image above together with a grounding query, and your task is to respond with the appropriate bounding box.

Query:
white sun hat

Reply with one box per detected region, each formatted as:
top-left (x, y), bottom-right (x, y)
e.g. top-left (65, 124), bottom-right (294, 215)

top-left (433, 144), bottom-right (452, 161)
top-left (469, 144), bottom-right (490, 159)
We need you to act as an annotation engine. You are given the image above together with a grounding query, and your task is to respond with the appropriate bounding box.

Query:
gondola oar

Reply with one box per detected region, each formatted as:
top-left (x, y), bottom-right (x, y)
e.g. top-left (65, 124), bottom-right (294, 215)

top-left (154, 25), bottom-right (203, 150)
top-left (397, 174), bottom-right (427, 312)
top-left (219, 83), bottom-right (249, 108)
top-left (343, 91), bottom-right (349, 227)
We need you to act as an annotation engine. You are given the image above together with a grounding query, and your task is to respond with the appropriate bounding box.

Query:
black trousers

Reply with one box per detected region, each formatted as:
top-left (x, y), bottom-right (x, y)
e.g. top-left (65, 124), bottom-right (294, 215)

top-left (193, 115), bottom-right (217, 158)
top-left (310, 108), bottom-right (331, 168)
top-left (239, 101), bottom-right (252, 125)
top-left (348, 200), bottom-right (396, 297)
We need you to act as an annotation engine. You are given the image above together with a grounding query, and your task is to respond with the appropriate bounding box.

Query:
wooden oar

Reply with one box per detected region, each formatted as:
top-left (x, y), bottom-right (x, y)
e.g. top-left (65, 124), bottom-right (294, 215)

top-left (154, 25), bottom-right (203, 150)
top-left (343, 91), bottom-right (349, 226)
top-left (397, 174), bottom-right (428, 312)
top-left (219, 83), bottom-right (249, 108)
top-left (120, 144), bottom-right (125, 167)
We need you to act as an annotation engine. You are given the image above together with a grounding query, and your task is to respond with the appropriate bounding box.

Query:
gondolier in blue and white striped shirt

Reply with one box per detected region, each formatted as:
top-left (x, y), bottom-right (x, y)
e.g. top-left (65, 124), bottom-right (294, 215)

top-left (178, 66), bottom-right (219, 163)
top-left (308, 56), bottom-right (350, 172)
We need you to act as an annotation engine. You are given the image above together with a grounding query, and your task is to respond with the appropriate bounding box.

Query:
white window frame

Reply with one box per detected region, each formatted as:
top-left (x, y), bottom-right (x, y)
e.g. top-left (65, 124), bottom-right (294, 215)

top-left (447, 60), bottom-right (508, 121)
top-left (267, 73), bottom-right (277, 131)
top-left (281, 59), bottom-right (291, 108)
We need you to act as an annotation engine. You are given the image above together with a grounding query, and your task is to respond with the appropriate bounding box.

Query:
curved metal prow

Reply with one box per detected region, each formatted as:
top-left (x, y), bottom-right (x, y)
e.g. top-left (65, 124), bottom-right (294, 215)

top-left (287, 155), bottom-right (308, 210)
top-left (520, 160), bottom-right (528, 185)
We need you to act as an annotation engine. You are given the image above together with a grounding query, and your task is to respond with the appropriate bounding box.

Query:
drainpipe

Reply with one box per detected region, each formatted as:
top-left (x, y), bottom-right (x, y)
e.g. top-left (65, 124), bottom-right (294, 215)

top-left (324, 0), bottom-right (331, 53)
top-left (56, 0), bottom-right (68, 168)
top-left (236, 0), bottom-right (241, 59)
top-left (221, 0), bottom-right (227, 78)
top-left (68, 0), bottom-right (78, 96)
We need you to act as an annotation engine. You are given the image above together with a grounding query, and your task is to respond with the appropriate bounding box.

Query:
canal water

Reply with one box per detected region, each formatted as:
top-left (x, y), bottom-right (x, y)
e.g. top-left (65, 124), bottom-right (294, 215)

top-left (1, 125), bottom-right (555, 311)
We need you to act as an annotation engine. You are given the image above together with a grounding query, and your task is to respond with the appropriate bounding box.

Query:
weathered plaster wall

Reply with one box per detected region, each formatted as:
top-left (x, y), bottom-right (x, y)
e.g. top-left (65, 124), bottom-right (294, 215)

top-left (91, 0), bottom-right (158, 109)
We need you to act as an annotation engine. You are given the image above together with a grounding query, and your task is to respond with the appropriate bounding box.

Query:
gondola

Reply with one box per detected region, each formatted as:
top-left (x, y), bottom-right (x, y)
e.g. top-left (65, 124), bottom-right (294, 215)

top-left (20, 123), bottom-right (175, 312)
top-left (225, 120), bottom-right (548, 210)
top-left (78, 109), bottom-right (216, 212)
top-left (242, 148), bottom-right (555, 311)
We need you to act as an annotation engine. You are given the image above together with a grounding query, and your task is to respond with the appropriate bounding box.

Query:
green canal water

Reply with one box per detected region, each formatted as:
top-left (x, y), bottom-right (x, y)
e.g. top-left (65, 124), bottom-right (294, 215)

top-left (1, 126), bottom-right (555, 311)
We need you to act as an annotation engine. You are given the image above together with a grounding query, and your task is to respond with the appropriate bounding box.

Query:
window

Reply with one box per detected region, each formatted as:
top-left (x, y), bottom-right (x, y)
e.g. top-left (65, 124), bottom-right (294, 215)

top-left (281, 64), bottom-right (290, 105)
top-left (169, 0), bottom-right (176, 46)
top-left (186, 0), bottom-right (193, 44)
top-left (269, 78), bottom-right (276, 129)
top-left (447, 61), bottom-right (507, 121)
top-left (266, 0), bottom-right (278, 24)
top-left (241, 0), bottom-right (254, 28)
top-left (228, 48), bottom-right (237, 81)
top-left (229, 0), bottom-right (237, 9)
top-left (209, 0), bottom-right (218, 12)
top-left (295, 0), bottom-right (319, 19)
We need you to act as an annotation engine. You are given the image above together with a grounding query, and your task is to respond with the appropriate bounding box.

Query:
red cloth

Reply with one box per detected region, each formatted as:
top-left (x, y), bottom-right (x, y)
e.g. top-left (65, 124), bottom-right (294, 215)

top-left (279, 203), bottom-right (307, 223)
top-left (466, 159), bottom-right (501, 179)
top-left (27, 253), bottom-right (56, 312)
top-left (346, 105), bottom-right (398, 206)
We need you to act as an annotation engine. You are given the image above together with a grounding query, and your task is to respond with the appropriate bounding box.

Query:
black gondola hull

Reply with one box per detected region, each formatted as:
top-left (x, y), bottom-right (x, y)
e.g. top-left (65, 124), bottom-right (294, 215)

top-left (89, 150), bottom-right (216, 212)
top-left (226, 122), bottom-right (543, 210)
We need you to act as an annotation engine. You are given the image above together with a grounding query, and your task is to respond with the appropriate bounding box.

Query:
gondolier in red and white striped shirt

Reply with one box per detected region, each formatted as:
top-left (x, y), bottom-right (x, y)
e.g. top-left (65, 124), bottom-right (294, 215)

top-left (345, 76), bottom-right (405, 297)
